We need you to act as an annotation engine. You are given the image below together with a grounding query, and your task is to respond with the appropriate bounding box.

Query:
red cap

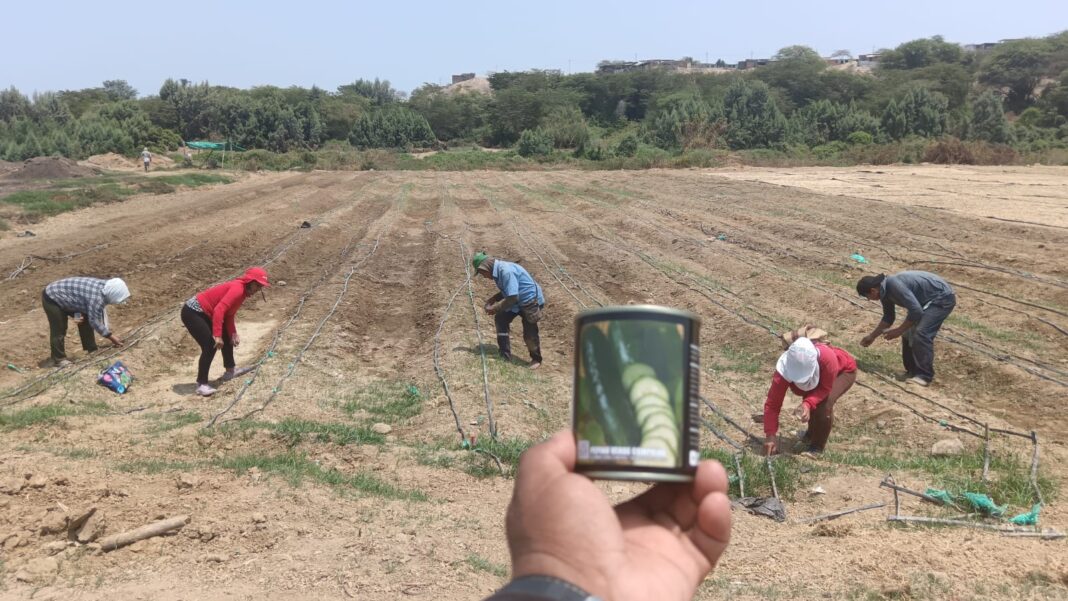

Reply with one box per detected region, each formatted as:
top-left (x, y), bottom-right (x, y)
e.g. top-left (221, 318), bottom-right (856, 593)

top-left (240, 266), bottom-right (270, 287)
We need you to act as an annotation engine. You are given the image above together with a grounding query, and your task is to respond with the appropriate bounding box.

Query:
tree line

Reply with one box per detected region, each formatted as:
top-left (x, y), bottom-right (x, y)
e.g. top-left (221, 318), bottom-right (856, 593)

top-left (1, 31), bottom-right (1066, 162)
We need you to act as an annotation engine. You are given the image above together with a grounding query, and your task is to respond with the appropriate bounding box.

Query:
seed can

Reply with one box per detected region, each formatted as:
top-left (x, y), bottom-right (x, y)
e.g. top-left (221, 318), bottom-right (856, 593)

top-left (572, 305), bottom-right (700, 482)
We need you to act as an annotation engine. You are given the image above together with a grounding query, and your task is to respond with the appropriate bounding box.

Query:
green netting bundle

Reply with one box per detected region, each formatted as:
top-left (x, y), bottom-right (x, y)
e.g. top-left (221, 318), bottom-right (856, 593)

top-left (924, 488), bottom-right (955, 505)
top-left (961, 492), bottom-right (1007, 517)
top-left (1009, 504), bottom-right (1041, 526)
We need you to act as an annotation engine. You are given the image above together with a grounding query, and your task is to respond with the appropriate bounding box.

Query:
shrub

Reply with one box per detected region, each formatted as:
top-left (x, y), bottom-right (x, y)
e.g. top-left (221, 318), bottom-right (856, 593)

top-left (923, 137), bottom-right (974, 164)
top-left (846, 131), bottom-right (873, 145)
top-left (516, 128), bottom-right (553, 157)
top-left (615, 134), bottom-right (639, 157)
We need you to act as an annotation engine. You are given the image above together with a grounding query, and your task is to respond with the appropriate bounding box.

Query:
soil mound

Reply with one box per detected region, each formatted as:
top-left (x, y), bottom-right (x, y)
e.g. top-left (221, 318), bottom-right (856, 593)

top-left (84, 153), bottom-right (138, 169)
top-left (444, 76), bottom-right (492, 95)
top-left (1, 156), bottom-right (100, 181)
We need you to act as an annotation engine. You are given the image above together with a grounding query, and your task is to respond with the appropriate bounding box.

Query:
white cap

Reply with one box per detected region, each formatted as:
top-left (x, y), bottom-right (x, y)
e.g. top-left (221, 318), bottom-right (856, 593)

top-left (776, 337), bottom-right (819, 391)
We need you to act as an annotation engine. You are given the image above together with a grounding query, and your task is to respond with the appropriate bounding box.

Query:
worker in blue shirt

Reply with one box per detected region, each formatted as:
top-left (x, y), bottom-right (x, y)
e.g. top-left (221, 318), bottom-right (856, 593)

top-left (473, 252), bottom-right (546, 369)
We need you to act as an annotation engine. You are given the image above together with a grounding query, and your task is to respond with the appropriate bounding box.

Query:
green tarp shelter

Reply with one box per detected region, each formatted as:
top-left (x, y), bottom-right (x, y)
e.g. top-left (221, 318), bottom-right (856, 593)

top-left (185, 141), bottom-right (245, 151)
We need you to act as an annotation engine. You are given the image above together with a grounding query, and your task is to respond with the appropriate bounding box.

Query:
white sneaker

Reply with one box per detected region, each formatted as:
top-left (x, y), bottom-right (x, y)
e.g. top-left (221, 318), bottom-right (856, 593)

top-left (905, 376), bottom-right (930, 387)
top-left (196, 384), bottom-right (217, 397)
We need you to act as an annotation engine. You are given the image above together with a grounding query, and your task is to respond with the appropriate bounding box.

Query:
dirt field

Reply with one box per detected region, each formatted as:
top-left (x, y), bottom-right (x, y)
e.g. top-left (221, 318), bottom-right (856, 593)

top-left (0, 166), bottom-right (1066, 600)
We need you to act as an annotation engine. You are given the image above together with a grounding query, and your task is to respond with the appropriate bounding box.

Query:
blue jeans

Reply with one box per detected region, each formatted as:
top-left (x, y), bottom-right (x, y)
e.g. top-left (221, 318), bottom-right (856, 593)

top-left (902, 295), bottom-right (955, 381)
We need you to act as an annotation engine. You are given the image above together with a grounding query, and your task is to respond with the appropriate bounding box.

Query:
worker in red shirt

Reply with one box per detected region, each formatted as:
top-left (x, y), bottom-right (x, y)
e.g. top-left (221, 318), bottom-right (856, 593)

top-left (180, 267), bottom-right (270, 397)
top-left (762, 337), bottom-right (857, 455)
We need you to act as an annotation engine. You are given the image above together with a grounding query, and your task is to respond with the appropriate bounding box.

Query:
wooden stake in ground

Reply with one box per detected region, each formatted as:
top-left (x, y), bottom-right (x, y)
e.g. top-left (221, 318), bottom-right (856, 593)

top-left (796, 502), bottom-right (886, 524)
top-left (98, 515), bottom-right (190, 551)
top-left (982, 424), bottom-right (991, 484)
top-left (1030, 431), bottom-right (1045, 506)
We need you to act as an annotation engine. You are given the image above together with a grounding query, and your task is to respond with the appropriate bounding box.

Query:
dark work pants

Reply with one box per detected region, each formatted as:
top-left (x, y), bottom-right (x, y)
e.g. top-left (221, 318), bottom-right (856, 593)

top-left (42, 291), bottom-right (96, 361)
top-left (494, 308), bottom-right (542, 363)
top-left (806, 370), bottom-right (856, 451)
top-left (181, 305), bottom-right (234, 384)
top-left (902, 295), bottom-right (956, 382)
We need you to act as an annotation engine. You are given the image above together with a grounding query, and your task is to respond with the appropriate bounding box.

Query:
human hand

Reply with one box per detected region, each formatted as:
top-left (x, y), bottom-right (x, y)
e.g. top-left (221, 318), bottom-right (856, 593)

top-left (764, 439), bottom-right (778, 456)
top-left (882, 329), bottom-right (902, 341)
top-left (232, 332), bottom-right (241, 347)
top-left (505, 431), bottom-right (731, 601)
top-left (214, 336), bottom-right (224, 350)
top-left (108, 335), bottom-right (124, 348)
top-left (794, 404), bottom-right (811, 423)
top-left (860, 335), bottom-right (874, 348)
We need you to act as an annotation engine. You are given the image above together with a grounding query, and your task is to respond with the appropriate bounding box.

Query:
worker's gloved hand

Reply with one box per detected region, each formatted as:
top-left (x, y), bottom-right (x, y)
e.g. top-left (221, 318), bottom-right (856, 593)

top-left (505, 431), bottom-right (731, 601)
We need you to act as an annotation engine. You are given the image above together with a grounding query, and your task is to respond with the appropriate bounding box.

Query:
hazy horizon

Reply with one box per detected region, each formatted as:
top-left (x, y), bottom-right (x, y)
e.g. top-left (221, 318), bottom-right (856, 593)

top-left (5, 0), bottom-right (1067, 97)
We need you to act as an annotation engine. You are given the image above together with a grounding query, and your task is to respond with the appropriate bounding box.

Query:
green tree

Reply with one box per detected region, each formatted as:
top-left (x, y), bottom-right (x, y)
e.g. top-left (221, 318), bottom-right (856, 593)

top-left (879, 36), bottom-right (964, 70)
top-left (349, 106), bottom-right (435, 149)
top-left (754, 46), bottom-right (827, 110)
top-left (0, 87), bottom-right (31, 122)
top-left (979, 39), bottom-right (1050, 113)
top-left (102, 80), bottom-right (138, 101)
top-left (337, 78), bottom-right (401, 106)
top-left (723, 80), bottom-right (786, 149)
top-left (969, 91), bottom-right (1013, 143)
top-left (516, 128), bottom-right (553, 157)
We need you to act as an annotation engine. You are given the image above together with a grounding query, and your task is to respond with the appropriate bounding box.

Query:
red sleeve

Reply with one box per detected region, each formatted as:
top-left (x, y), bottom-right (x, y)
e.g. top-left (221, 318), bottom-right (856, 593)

top-left (763, 372), bottom-right (789, 438)
top-left (802, 347), bottom-right (840, 410)
top-left (212, 284), bottom-right (244, 338)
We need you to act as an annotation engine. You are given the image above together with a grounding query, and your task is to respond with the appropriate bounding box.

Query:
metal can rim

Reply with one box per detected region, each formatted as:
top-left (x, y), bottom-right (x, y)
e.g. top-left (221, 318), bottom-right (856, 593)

top-left (575, 304), bottom-right (700, 324)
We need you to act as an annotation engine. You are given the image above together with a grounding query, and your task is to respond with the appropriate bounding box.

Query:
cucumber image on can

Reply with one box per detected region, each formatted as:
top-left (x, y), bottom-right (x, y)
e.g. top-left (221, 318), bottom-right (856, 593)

top-left (573, 306), bottom-right (700, 482)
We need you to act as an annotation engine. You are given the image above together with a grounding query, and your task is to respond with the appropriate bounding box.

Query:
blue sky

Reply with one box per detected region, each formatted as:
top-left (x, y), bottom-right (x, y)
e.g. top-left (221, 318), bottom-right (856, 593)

top-left (5, 0), bottom-right (1066, 96)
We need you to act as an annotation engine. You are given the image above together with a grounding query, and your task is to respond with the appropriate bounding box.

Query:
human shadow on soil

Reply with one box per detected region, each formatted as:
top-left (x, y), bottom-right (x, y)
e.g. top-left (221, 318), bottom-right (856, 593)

top-left (452, 344), bottom-right (535, 367)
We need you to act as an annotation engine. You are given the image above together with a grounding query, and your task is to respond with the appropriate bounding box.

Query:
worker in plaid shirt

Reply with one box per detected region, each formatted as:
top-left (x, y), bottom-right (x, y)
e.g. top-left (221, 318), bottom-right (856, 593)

top-left (41, 276), bottom-right (130, 366)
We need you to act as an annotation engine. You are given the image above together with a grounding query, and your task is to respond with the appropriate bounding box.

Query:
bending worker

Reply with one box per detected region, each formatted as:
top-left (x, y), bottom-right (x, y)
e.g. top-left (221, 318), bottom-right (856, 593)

top-left (181, 267), bottom-right (269, 397)
top-left (473, 252), bottom-right (545, 370)
top-left (41, 276), bottom-right (129, 366)
top-left (763, 327), bottom-right (857, 455)
top-left (857, 271), bottom-right (956, 387)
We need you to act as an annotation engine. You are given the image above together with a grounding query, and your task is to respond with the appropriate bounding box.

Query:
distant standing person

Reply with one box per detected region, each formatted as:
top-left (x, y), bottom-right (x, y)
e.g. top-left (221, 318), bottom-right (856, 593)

top-left (141, 147), bottom-right (152, 172)
top-left (473, 252), bottom-right (546, 369)
top-left (857, 271), bottom-right (956, 387)
top-left (181, 267), bottom-right (269, 397)
top-left (41, 277), bottom-right (129, 367)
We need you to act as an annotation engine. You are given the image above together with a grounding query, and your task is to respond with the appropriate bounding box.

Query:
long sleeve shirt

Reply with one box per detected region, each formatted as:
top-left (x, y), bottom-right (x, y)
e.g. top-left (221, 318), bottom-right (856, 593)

top-left (880, 271), bottom-right (954, 325)
top-left (763, 344), bottom-right (857, 438)
top-left (195, 280), bottom-right (248, 338)
top-left (44, 277), bottom-right (111, 336)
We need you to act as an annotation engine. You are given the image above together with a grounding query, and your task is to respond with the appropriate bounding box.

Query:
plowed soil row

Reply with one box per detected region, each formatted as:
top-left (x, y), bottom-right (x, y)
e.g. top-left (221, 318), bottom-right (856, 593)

top-left (0, 167), bottom-right (1066, 601)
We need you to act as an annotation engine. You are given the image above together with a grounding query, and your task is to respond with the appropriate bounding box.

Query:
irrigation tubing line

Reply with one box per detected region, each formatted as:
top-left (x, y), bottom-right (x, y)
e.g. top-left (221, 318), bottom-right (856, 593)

top-left (458, 237), bottom-right (497, 441)
top-left (702, 396), bottom-right (760, 442)
top-left (434, 277), bottom-right (472, 445)
top-left (511, 219), bottom-right (587, 309)
top-left (701, 418), bottom-right (745, 452)
top-left (230, 240), bottom-right (380, 423)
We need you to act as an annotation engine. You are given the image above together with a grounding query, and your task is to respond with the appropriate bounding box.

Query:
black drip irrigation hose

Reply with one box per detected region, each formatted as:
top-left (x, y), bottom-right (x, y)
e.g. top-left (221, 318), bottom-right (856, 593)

top-left (511, 218), bottom-right (587, 309)
top-left (205, 236), bottom-right (378, 427)
top-left (434, 277), bottom-right (472, 445)
top-left (457, 237), bottom-right (497, 441)
top-left (223, 238), bottom-right (382, 424)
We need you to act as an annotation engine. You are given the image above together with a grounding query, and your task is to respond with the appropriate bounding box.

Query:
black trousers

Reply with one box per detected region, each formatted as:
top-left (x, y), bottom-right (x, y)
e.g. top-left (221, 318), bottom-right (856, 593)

top-left (181, 305), bottom-right (234, 384)
top-left (494, 308), bottom-right (542, 363)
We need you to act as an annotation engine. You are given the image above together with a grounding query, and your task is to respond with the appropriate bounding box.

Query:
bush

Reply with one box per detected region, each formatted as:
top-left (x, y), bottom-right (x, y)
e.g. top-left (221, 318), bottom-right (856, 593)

top-left (847, 131), bottom-right (873, 145)
top-left (349, 107), bottom-right (436, 149)
top-left (615, 134), bottom-right (639, 157)
top-left (516, 128), bottom-right (553, 157)
top-left (923, 137), bottom-right (974, 164)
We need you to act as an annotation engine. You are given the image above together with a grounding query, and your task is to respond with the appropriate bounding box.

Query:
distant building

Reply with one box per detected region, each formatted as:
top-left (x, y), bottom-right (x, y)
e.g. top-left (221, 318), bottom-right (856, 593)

top-left (595, 57), bottom-right (727, 75)
top-left (964, 42), bottom-right (999, 52)
top-left (858, 53), bottom-right (882, 65)
top-left (736, 58), bottom-right (772, 70)
top-left (824, 56), bottom-right (853, 65)
top-left (451, 73), bottom-right (476, 84)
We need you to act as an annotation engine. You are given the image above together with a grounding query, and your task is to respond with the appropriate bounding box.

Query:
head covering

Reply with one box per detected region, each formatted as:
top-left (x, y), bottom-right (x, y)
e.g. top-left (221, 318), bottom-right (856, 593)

top-left (780, 325), bottom-right (828, 350)
top-left (856, 274), bottom-right (885, 297)
top-left (776, 337), bottom-right (820, 391)
top-left (238, 267), bottom-right (270, 287)
top-left (102, 278), bottom-right (130, 305)
top-left (472, 252), bottom-right (490, 272)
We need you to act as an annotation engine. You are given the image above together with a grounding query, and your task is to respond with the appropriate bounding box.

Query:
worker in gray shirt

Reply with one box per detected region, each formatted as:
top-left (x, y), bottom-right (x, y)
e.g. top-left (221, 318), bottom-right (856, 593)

top-left (856, 271), bottom-right (956, 387)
